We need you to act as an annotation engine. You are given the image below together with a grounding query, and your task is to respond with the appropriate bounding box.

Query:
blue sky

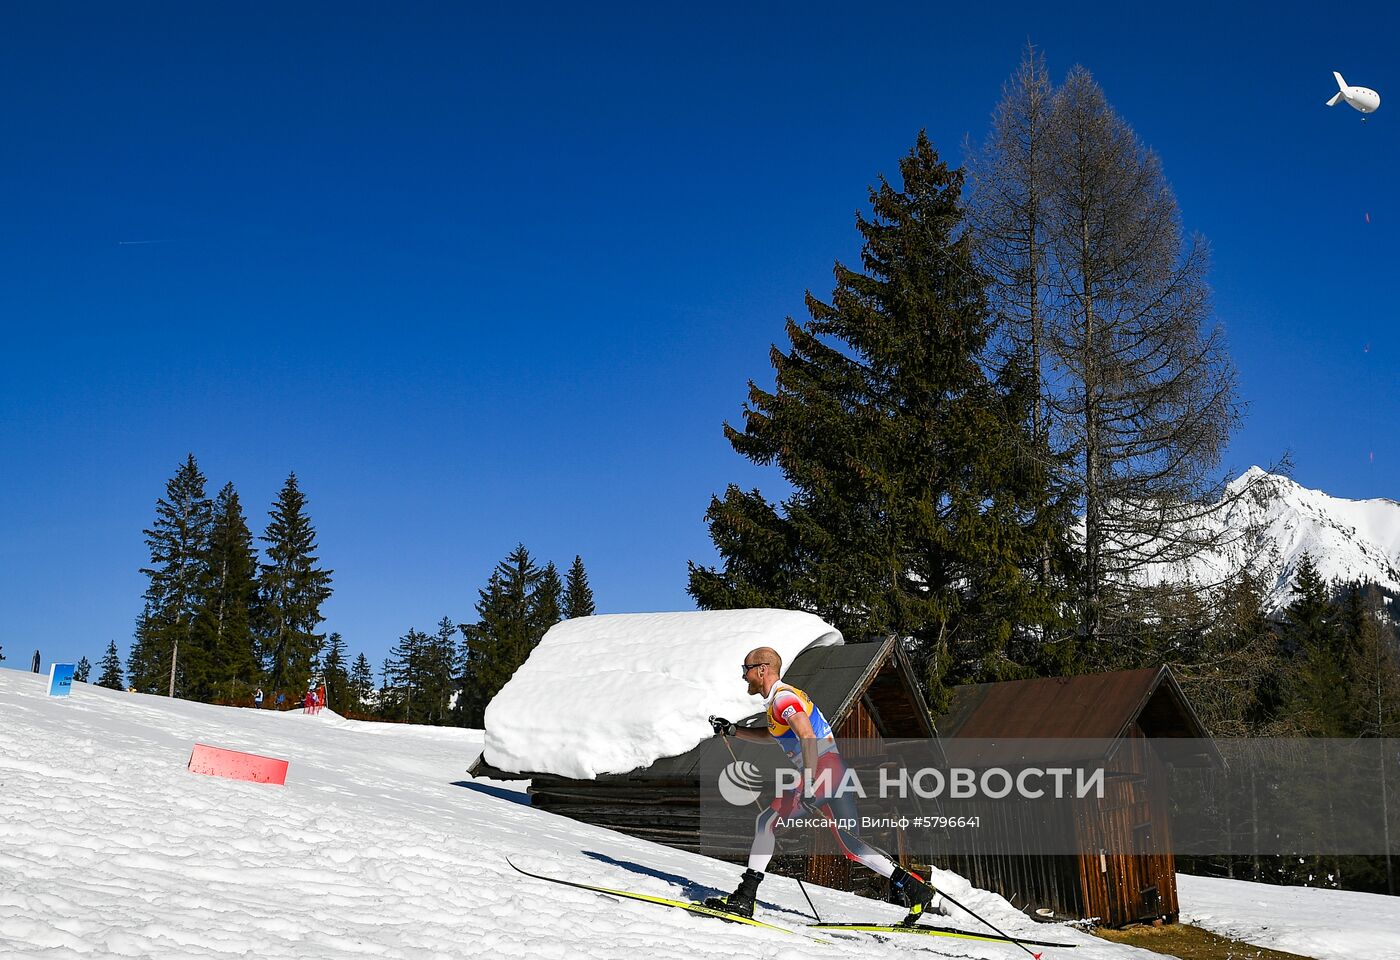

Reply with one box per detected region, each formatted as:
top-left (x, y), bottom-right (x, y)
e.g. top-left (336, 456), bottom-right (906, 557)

top-left (2, 3), bottom-right (1395, 672)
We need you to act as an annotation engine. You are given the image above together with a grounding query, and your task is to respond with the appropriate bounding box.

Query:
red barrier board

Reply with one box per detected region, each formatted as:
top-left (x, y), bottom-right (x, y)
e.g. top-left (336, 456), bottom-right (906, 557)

top-left (187, 743), bottom-right (289, 785)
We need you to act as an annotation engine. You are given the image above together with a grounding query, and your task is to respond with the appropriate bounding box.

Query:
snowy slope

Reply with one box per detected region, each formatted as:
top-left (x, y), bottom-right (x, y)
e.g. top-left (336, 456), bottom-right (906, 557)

top-left (0, 668), bottom-right (1143, 960)
top-left (1141, 468), bottom-right (1400, 612)
top-left (484, 609), bottom-right (842, 778)
top-left (1179, 873), bottom-right (1400, 960)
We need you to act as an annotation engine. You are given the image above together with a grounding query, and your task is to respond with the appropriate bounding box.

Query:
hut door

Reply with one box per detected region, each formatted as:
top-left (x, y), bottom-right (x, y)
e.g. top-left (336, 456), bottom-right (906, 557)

top-left (1099, 774), bottom-right (1160, 925)
top-left (1123, 780), bottom-right (1160, 922)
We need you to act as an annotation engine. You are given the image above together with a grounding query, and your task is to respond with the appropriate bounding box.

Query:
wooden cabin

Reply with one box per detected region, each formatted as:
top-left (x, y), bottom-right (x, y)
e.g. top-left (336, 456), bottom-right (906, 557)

top-left (932, 666), bottom-right (1218, 927)
top-left (469, 635), bottom-right (937, 892)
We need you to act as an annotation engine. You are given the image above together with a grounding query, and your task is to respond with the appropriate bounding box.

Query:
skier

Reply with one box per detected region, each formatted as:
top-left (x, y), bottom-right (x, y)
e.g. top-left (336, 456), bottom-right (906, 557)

top-left (707, 646), bottom-right (946, 922)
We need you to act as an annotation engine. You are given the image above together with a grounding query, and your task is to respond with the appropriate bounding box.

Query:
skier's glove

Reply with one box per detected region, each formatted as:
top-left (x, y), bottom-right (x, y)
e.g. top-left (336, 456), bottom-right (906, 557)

top-left (709, 716), bottom-right (737, 737)
top-left (801, 774), bottom-right (822, 803)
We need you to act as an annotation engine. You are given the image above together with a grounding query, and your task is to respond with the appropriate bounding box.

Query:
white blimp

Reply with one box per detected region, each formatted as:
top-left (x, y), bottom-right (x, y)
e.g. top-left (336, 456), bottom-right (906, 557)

top-left (1326, 71), bottom-right (1380, 114)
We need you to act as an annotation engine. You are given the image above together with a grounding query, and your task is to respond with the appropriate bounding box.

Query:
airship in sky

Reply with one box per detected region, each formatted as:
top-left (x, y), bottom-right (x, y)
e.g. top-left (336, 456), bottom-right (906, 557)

top-left (1326, 71), bottom-right (1380, 115)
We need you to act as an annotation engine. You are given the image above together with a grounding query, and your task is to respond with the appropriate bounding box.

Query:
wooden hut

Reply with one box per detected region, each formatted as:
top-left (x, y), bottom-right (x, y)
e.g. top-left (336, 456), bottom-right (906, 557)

top-left (469, 635), bottom-right (937, 891)
top-left (933, 666), bottom-right (1218, 927)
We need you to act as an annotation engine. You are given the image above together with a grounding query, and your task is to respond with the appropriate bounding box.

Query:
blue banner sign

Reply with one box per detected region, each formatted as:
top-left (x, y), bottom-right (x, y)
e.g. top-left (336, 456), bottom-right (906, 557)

top-left (48, 662), bottom-right (76, 697)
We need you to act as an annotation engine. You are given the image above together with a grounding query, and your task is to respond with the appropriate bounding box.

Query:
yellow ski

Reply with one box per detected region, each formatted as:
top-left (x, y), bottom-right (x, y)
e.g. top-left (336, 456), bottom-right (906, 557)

top-left (505, 858), bottom-right (831, 944)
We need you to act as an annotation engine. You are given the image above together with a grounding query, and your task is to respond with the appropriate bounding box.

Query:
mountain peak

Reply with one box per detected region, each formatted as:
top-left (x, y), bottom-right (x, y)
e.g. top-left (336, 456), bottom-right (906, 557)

top-left (1198, 469), bottom-right (1400, 610)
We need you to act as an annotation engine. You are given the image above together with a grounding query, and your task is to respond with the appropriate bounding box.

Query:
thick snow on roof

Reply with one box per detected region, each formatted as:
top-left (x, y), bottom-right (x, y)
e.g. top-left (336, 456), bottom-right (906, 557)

top-left (482, 609), bottom-right (843, 778)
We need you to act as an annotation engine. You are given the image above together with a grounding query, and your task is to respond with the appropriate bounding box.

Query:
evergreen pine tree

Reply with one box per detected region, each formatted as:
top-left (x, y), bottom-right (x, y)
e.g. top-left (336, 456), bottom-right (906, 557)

top-left (257, 473), bottom-right (334, 693)
top-left (1337, 582), bottom-right (1400, 739)
top-left (190, 482), bottom-right (261, 702)
top-left (322, 632), bottom-right (351, 714)
top-left (377, 657), bottom-right (395, 718)
top-left (563, 556), bottom-right (596, 619)
top-left (461, 544), bottom-right (546, 725)
top-left (532, 563), bottom-right (563, 639)
top-left (419, 616), bottom-right (460, 726)
top-left (687, 133), bottom-right (1071, 708)
top-left (96, 640), bottom-right (126, 690)
top-left (1281, 555), bottom-right (1348, 737)
top-left (383, 628), bottom-right (427, 721)
top-left (349, 652), bottom-right (374, 714)
top-left (129, 454), bottom-right (214, 696)
top-left (74, 657), bottom-right (92, 683)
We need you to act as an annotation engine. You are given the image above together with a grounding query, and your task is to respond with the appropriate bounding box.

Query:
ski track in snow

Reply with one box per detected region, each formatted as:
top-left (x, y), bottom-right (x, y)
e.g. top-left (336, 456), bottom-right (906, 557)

top-left (3, 666), bottom-right (1362, 960)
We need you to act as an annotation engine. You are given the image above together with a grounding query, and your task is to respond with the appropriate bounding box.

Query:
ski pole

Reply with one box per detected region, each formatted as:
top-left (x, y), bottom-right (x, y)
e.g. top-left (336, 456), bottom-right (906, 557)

top-left (798, 799), bottom-right (1046, 960)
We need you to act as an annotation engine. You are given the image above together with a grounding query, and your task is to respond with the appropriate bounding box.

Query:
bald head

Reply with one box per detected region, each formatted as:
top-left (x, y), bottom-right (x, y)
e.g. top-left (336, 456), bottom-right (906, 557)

top-left (746, 647), bottom-right (782, 676)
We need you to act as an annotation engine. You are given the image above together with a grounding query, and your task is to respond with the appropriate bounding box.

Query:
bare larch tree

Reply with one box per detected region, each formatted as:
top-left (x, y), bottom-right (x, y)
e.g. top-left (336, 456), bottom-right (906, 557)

top-left (971, 52), bottom-right (1245, 648)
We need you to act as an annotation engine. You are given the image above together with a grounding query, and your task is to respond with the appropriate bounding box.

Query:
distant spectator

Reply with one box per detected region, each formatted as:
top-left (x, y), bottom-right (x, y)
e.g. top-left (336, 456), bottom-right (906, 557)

top-left (303, 690), bottom-right (315, 714)
top-left (31, 650), bottom-right (40, 673)
top-left (254, 687), bottom-right (264, 709)
top-left (276, 692), bottom-right (286, 709)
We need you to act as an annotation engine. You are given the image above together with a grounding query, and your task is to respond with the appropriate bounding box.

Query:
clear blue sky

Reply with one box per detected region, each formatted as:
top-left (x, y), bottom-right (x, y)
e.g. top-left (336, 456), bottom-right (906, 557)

top-left (2, 3), bottom-right (1395, 672)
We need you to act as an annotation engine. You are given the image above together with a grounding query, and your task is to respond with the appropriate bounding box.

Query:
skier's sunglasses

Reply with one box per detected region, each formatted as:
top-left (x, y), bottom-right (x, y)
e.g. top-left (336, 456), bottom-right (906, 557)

top-left (741, 662), bottom-right (767, 674)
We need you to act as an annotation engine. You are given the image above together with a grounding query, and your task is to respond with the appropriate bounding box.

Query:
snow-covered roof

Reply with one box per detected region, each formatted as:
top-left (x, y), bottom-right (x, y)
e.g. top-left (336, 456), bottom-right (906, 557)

top-left (482, 609), bottom-right (843, 779)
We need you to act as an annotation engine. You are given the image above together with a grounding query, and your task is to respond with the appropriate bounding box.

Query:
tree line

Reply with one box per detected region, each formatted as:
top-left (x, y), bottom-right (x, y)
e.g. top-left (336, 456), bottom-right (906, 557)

top-left (81, 454), bottom-right (594, 728)
top-left (1172, 557), bottom-right (1400, 893)
top-left (116, 454), bottom-right (332, 702)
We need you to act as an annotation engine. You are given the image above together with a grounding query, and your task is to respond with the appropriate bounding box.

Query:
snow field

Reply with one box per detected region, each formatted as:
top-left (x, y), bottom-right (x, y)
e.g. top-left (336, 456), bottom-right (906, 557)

top-left (1179, 873), bottom-right (1400, 960)
top-left (0, 667), bottom-right (1147, 960)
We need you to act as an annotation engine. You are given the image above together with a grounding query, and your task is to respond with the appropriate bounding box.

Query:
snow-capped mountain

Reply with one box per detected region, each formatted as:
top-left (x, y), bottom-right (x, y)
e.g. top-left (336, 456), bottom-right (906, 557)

top-left (1158, 467), bottom-right (1400, 612)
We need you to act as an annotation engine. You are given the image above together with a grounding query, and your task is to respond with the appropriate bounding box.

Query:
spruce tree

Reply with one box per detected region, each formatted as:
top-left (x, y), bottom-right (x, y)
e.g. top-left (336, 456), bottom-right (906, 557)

top-left (322, 632), bottom-right (351, 714)
top-left (1337, 582), bottom-right (1400, 739)
top-left (349, 652), bottom-right (374, 714)
top-left (74, 657), bottom-right (92, 683)
top-left (563, 555), bottom-right (596, 619)
top-left (129, 454), bottom-right (214, 696)
top-left (97, 640), bottom-right (126, 690)
top-left (190, 483), bottom-right (260, 702)
top-left (1281, 555), bottom-right (1347, 737)
top-left (461, 544), bottom-right (546, 725)
top-left (257, 473), bottom-right (333, 693)
top-left (688, 133), bottom-right (1070, 707)
top-left (532, 563), bottom-right (563, 639)
top-left (417, 617), bottom-right (460, 726)
top-left (384, 628), bottom-right (427, 721)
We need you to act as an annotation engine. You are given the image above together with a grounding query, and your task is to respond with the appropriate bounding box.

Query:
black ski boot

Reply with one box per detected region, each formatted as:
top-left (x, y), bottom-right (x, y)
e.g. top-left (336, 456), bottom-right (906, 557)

top-left (890, 865), bottom-right (947, 926)
top-left (703, 868), bottom-right (764, 919)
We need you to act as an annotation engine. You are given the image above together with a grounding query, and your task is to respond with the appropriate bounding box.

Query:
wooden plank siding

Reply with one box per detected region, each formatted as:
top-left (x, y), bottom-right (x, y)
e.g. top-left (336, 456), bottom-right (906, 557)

top-left (1069, 727), bottom-right (1179, 925)
top-left (933, 726), bottom-right (1184, 925)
